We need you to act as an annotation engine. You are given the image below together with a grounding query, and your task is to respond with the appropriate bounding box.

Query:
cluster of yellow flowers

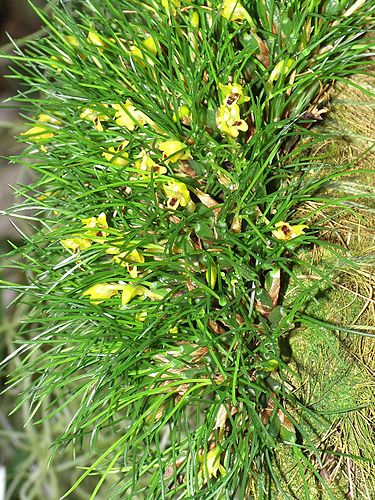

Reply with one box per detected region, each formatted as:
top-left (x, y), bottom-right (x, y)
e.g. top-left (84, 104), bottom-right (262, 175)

top-left (61, 212), bottom-right (109, 253)
top-left (216, 83), bottom-right (250, 138)
top-left (59, 212), bottom-right (168, 306)
top-left (82, 282), bottom-right (165, 306)
top-left (23, 22), bottom-right (309, 318)
top-left (23, 98), bottom-right (194, 209)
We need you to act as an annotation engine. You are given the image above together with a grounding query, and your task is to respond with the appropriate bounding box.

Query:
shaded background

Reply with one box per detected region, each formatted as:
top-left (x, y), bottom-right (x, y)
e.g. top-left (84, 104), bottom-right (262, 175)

top-left (0, 0), bottom-right (43, 242)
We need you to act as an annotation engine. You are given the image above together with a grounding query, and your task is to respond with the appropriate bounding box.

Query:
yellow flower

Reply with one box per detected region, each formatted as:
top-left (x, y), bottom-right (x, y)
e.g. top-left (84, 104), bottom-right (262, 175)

top-left (163, 180), bottom-right (191, 209)
top-left (79, 107), bottom-right (110, 131)
top-left (160, 0), bottom-right (180, 15)
top-left (112, 100), bottom-right (150, 130)
top-left (218, 83), bottom-right (250, 106)
top-left (190, 10), bottom-right (200, 29)
top-left (106, 242), bottom-right (145, 278)
top-left (124, 249), bottom-right (144, 263)
top-left (61, 237), bottom-right (91, 253)
top-left (21, 125), bottom-right (55, 142)
top-left (65, 35), bottom-right (80, 48)
top-left (87, 31), bottom-right (106, 48)
top-left (158, 140), bottom-right (192, 164)
top-left (121, 284), bottom-right (147, 306)
top-left (198, 445), bottom-right (226, 482)
top-left (113, 249), bottom-right (145, 278)
top-left (105, 243), bottom-right (125, 256)
top-left (82, 212), bottom-right (109, 241)
top-left (83, 283), bottom-right (125, 304)
top-left (102, 141), bottom-right (129, 166)
top-left (216, 103), bottom-right (248, 138)
top-left (37, 113), bottom-right (61, 125)
top-left (21, 113), bottom-right (61, 142)
top-left (221, 0), bottom-right (253, 23)
top-left (129, 36), bottom-right (158, 67)
top-left (143, 36), bottom-right (158, 56)
top-left (272, 221), bottom-right (308, 240)
top-left (135, 152), bottom-right (167, 176)
top-left (122, 283), bottom-right (166, 305)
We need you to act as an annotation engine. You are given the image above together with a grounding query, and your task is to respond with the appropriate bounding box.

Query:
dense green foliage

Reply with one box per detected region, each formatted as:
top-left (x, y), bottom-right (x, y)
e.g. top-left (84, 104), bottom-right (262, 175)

top-left (1, 0), bottom-right (374, 498)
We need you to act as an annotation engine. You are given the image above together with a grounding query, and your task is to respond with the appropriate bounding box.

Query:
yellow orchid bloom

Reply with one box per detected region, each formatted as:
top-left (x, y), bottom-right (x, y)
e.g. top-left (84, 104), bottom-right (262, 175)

top-left (163, 180), bottom-right (191, 209)
top-left (158, 140), bottom-right (192, 164)
top-left (21, 113), bottom-right (61, 142)
top-left (121, 284), bottom-right (147, 306)
top-left (87, 31), bottom-right (106, 48)
top-left (190, 10), bottom-right (200, 29)
top-left (129, 45), bottom-right (143, 60)
top-left (221, 0), bottom-right (253, 23)
top-left (50, 35), bottom-right (80, 70)
top-left (113, 249), bottom-right (145, 278)
top-left (135, 311), bottom-right (148, 322)
top-left (272, 221), bottom-right (308, 240)
top-left (61, 237), bottom-right (91, 253)
top-left (216, 103), bottom-right (248, 138)
top-left (86, 31), bottom-right (107, 68)
top-left (79, 107), bottom-right (110, 132)
top-left (143, 36), bottom-right (158, 56)
top-left (61, 213), bottom-right (109, 253)
top-left (112, 100), bottom-right (150, 130)
top-left (65, 35), bottom-right (80, 48)
top-left (198, 445), bottom-right (226, 482)
top-left (37, 113), bottom-right (61, 125)
top-left (83, 283), bottom-right (125, 304)
top-left (102, 140), bottom-right (129, 166)
top-left (105, 243), bottom-right (125, 256)
top-left (124, 249), bottom-right (145, 264)
top-left (82, 212), bottom-right (109, 241)
top-left (135, 152), bottom-right (167, 175)
top-left (106, 243), bottom-right (145, 278)
top-left (129, 36), bottom-right (158, 66)
top-left (122, 283), bottom-right (166, 305)
top-left (21, 125), bottom-right (55, 142)
top-left (218, 83), bottom-right (250, 106)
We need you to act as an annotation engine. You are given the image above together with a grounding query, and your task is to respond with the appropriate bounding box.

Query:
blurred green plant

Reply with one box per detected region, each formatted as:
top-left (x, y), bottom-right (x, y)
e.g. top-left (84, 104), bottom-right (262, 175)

top-left (1, 0), bottom-right (374, 498)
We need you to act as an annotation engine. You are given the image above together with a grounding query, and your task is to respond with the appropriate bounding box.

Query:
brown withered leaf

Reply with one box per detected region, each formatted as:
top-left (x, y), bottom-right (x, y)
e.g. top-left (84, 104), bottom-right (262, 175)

top-left (277, 409), bottom-right (294, 432)
top-left (255, 302), bottom-right (271, 317)
top-left (230, 214), bottom-right (242, 233)
top-left (194, 188), bottom-right (220, 208)
top-left (235, 314), bottom-right (245, 325)
top-left (267, 268), bottom-right (281, 308)
top-left (213, 373), bottom-right (225, 385)
top-left (178, 162), bottom-right (198, 179)
top-left (208, 319), bottom-right (226, 335)
top-left (214, 403), bottom-right (238, 432)
top-left (257, 38), bottom-right (270, 68)
top-left (154, 403), bottom-right (166, 422)
top-left (194, 188), bottom-right (221, 220)
top-left (190, 346), bottom-right (209, 362)
top-left (260, 397), bottom-right (276, 425)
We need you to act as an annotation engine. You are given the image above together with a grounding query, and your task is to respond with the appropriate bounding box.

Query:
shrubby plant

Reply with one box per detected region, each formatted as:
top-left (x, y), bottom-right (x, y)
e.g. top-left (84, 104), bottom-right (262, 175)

top-left (1, 0), bottom-right (374, 498)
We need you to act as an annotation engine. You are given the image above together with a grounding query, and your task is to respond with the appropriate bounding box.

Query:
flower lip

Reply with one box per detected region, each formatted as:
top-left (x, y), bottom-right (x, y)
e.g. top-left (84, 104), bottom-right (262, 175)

top-left (272, 221), bottom-right (308, 240)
